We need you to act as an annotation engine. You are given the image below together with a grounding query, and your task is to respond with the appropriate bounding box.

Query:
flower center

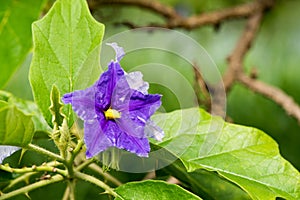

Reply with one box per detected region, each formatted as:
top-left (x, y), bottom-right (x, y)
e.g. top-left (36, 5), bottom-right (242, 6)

top-left (104, 108), bottom-right (121, 120)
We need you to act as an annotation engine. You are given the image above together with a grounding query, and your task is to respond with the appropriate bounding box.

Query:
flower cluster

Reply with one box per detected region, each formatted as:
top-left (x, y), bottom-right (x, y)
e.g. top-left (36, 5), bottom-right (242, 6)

top-left (62, 43), bottom-right (164, 158)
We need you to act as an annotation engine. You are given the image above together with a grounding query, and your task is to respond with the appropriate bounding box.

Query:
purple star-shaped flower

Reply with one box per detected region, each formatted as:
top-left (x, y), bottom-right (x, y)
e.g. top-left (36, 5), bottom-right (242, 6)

top-left (62, 43), bottom-right (164, 158)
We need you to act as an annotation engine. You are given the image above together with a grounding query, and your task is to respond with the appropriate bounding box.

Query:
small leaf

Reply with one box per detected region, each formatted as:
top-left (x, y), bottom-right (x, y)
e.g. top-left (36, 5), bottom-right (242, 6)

top-left (115, 180), bottom-right (202, 200)
top-left (152, 108), bottom-right (300, 200)
top-left (0, 101), bottom-right (34, 147)
top-left (29, 0), bottom-right (105, 126)
top-left (0, 90), bottom-right (50, 132)
top-left (49, 85), bottom-right (65, 129)
top-left (0, 0), bottom-right (46, 88)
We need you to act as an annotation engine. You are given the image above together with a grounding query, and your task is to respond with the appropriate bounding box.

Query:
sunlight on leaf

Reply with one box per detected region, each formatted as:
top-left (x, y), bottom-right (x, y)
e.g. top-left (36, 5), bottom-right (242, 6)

top-left (115, 180), bottom-right (202, 200)
top-left (0, 0), bottom-right (46, 88)
top-left (152, 108), bottom-right (300, 200)
top-left (29, 0), bottom-right (105, 127)
top-left (0, 101), bottom-right (34, 147)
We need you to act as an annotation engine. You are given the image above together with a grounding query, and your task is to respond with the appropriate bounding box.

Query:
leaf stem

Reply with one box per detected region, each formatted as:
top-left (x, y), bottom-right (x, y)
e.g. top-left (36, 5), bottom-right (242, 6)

top-left (2, 161), bottom-right (62, 192)
top-left (0, 174), bottom-right (64, 200)
top-left (70, 139), bottom-right (84, 162)
top-left (27, 143), bottom-right (65, 163)
top-left (0, 163), bottom-right (67, 177)
top-left (74, 171), bottom-right (119, 198)
top-left (88, 163), bottom-right (122, 186)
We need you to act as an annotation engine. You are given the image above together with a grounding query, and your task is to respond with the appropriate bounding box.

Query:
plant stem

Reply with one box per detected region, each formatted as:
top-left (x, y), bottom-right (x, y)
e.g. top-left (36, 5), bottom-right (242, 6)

top-left (74, 171), bottom-right (119, 198)
top-left (0, 164), bottom-right (67, 177)
top-left (88, 163), bottom-right (122, 186)
top-left (0, 175), bottom-right (64, 200)
top-left (76, 158), bottom-right (95, 171)
top-left (70, 139), bottom-right (84, 163)
top-left (27, 143), bottom-right (65, 163)
top-left (3, 172), bottom-right (37, 192)
top-left (2, 161), bottom-right (62, 192)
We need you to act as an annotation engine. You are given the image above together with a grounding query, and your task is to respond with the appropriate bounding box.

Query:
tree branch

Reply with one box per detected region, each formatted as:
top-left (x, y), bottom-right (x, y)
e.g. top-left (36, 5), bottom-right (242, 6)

top-left (223, 12), bottom-right (263, 92)
top-left (88, 0), bottom-right (180, 20)
top-left (238, 74), bottom-right (300, 124)
top-left (89, 0), bottom-right (274, 29)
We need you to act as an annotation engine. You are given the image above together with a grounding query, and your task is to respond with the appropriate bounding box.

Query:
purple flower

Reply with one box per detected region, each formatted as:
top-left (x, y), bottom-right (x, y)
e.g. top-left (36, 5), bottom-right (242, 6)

top-left (62, 43), bottom-right (164, 158)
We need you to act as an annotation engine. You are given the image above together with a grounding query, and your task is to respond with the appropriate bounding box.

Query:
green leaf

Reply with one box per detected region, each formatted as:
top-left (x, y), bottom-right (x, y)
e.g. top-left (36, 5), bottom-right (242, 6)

top-left (29, 0), bottom-right (105, 126)
top-left (0, 0), bottom-right (46, 88)
top-left (49, 85), bottom-right (65, 129)
top-left (152, 108), bottom-right (300, 200)
top-left (0, 101), bottom-right (34, 147)
top-left (115, 180), bottom-right (202, 200)
top-left (160, 159), bottom-right (251, 200)
top-left (0, 90), bottom-right (50, 132)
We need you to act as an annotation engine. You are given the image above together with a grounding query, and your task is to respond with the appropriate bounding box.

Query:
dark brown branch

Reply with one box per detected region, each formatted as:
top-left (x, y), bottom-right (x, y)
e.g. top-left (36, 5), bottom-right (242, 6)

top-left (223, 12), bottom-right (263, 92)
top-left (89, 0), bottom-right (274, 29)
top-left (169, 0), bottom-right (273, 29)
top-left (238, 74), bottom-right (300, 124)
top-left (88, 0), bottom-right (180, 20)
top-left (193, 64), bottom-right (211, 110)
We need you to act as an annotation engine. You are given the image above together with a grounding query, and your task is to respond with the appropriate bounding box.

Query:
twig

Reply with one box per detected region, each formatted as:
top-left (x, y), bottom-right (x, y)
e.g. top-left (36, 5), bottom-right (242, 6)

top-left (193, 64), bottom-right (211, 110)
top-left (89, 0), bottom-right (274, 29)
top-left (88, 0), bottom-right (180, 20)
top-left (88, 163), bottom-right (122, 186)
top-left (74, 171), bottom-right (119, 198)
top-left (223, 12), bottom-right (263, 92)
top-left (0, 175), bottom-right (64, 200)
top-left (238, 74), bottom-right (300, 124)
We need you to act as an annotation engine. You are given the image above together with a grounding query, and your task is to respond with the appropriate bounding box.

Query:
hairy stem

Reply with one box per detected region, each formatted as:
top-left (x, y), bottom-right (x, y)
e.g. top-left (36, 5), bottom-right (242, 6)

top-left (0, 163), bottom-right (67, 177)
top-left (27, 143), bottom-right (65, 163)
top-left (88, 163), bottom-right (122, 186)
top-left (0, 175), bottom-right (64, 200)
top-left (74, 171), bottom-right (119, 198)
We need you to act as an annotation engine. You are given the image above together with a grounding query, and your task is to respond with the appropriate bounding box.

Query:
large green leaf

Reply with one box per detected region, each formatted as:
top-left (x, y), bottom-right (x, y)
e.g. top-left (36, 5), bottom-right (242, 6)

top-left (0, 0), bottom-right (46, 88)
top-left (159, 159), bottom-right (251, 200)
top-left (152, 108), bottom-right (300, 200)
top-left (0, 100), bottom-right (34, 147)
top-left (29, 0), bottom-right (104, 126)
top-left (115, 180), bottom-right (202, 200)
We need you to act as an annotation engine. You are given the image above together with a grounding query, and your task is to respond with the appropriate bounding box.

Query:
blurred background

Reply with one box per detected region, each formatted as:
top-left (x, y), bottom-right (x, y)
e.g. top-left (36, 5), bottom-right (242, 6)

top-left (3, 0), bottom-right (300, 176)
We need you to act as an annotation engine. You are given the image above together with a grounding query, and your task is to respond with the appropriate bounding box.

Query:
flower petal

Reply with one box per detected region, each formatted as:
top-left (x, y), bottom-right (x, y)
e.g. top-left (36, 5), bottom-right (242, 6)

top-left (95, 61), bottom-right (124, 110)
top-left (129, 91), bottom-right (162, 120)
top-left (106, 42), bottom-right (125, 62)
top-left (111, 76), bottom-right (162, 138)
top-left (144, 120), bottom-right (165, 141)
top-left (115, 112), bottom-right (146, 138)
top-left (84, 116), bottom-right (113, 158)
top-left (0, 145), bottom-right (20, 164)
top-left (103, 120), bottom-right (150, 157)
top-left (62, 86), bottom-right (97, 120)
top-left (125, 71), bottom-right (149, 94)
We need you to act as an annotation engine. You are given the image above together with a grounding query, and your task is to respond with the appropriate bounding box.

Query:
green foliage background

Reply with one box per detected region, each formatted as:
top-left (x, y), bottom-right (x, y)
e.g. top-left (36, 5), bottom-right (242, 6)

top-left (1, 0), bottom-right (300, 199)
top-left (3, 0), bottom-right (300, 170)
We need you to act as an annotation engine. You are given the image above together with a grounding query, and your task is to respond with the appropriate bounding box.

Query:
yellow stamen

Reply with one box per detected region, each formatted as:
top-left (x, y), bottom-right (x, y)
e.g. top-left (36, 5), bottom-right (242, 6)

top-left (104, 108), bottom-right (121, 120)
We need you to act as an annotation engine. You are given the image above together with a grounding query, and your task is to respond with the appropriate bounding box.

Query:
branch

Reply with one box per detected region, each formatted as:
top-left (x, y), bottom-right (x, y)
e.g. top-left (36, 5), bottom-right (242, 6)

top-left (223, 12), bottom-right (263, 92)
top-left (0, 175), bottom-right (64, 200)
top-left (74, 171), bottom-right (119, 198)
top-left (170, 0), bottom-right (273, 29)
top-left (88, 0), bottom-right (180, 20)
top-left (89, 0), bottom-right (274, 29)
top-left (88, 163), bottom-right (123, 186)
top-left (238, 74), bottom-right (300, 124)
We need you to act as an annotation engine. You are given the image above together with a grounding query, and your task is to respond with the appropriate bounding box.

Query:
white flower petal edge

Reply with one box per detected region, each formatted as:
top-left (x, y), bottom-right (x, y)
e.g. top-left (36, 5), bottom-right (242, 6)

top-left (0, 145), bottom-right (20, 163)
top-left (125, 71), bottom-right (149, 95)
top-left (144, 120), bottom-right (165, 142)
top-left (106, 42), bottom-right (125, 62)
